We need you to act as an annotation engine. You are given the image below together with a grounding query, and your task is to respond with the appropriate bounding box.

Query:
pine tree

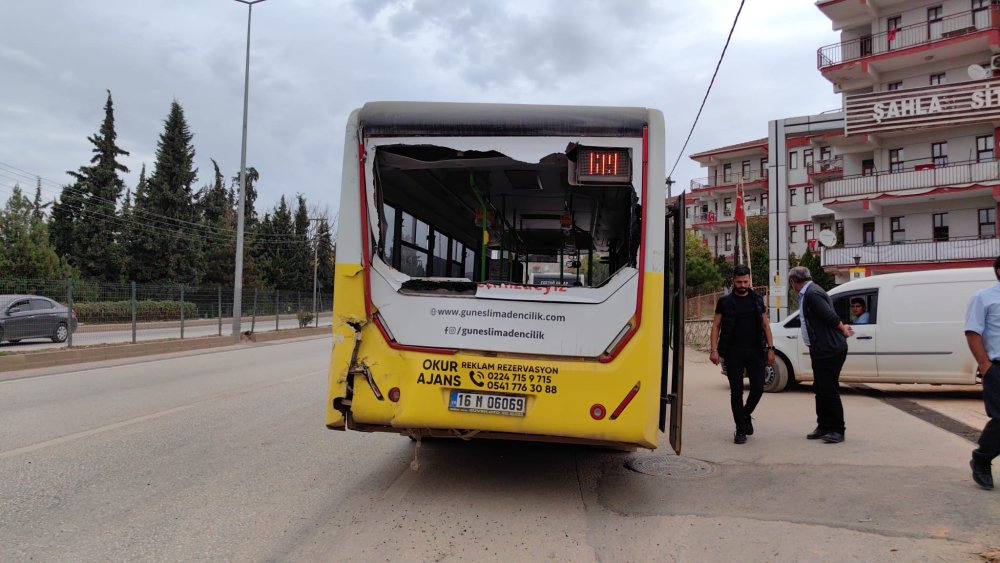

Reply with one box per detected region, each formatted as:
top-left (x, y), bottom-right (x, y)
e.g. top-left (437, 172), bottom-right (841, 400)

top-left (232, 166), bottom-right (264, 288)
top-left (49, 185), bottom-right (82, 264)
top-left (32, 177), bottom-right (44, 221)
top-left (0, 185), bottom-right (74, 279)
top-left (260, 196), bottom-right (296, 288)
top-left (291, 194), bottom-right (313, 290)
top-left (120, 165), bottom-right (145, 281)
top-left (68, 90), bottom-right (130, 281)
top-left (128, 101), bottom-right (202, 284)
top-left (197, 159), bottom-right (237, 286)
top-left (315, 216), bottom-right (334, 292)
top-left (232, 167), bottom-right (259, 224)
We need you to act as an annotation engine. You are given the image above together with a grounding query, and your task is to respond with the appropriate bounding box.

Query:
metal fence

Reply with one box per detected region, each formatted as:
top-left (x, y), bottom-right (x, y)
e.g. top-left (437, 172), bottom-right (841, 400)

top-left (0, 277), bottom-right (332, 350)
top-left (685, 285), bottom-right (801, 320)
top-left (824, 236), bottom-right (1000, 267)
top-left (817, 7), bottom-right (993, 68)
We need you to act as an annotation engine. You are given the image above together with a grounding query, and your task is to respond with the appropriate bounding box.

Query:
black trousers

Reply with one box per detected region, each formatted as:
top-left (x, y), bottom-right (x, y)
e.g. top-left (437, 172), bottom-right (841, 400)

top-left (724, 347), bottom-right (766, 429)
top-left (810, 349), bottom-right (847, 434)
top-left (975, 364), bottom-right (1000, 463)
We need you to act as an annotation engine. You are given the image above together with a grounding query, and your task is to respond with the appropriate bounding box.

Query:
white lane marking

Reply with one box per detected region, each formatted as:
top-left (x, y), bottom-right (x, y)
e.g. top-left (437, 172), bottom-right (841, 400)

top-left (0, 369), bottom-right (326, 460)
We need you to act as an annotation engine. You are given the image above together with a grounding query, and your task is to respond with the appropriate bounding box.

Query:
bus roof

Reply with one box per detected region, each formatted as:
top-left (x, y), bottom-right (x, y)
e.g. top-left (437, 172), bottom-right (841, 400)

top-left (358, 101), bottom-right (650, 138)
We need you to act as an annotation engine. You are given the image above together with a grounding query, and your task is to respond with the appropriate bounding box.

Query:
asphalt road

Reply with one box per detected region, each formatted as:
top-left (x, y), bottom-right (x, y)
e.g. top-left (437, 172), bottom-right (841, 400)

top-left (1, 340), bottom-right (997, 562)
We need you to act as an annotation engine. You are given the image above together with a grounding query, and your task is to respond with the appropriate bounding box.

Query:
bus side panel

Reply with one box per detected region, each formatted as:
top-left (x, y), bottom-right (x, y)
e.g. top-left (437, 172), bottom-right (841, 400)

top-left (325, 262), bottom-right (367, 429)
top-left (347, 273), bottom-right (664, 448)
top-left (326, 110), bottom-right (366, 429)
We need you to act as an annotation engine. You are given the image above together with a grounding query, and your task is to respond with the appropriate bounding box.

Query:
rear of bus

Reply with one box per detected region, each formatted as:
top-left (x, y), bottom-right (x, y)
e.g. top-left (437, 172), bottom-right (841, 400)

top-left (325, 102), bottom-right (684, 451)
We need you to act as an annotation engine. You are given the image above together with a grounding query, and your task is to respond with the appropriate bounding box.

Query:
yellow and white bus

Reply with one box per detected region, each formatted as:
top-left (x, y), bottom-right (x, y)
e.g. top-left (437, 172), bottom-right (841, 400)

top-left (325, 102), bottom-right (686, 451)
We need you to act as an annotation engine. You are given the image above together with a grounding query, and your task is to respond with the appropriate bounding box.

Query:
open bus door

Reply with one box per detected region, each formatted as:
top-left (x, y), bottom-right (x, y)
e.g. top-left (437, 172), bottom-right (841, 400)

top-left (660, 194), bottom-right (685, 454)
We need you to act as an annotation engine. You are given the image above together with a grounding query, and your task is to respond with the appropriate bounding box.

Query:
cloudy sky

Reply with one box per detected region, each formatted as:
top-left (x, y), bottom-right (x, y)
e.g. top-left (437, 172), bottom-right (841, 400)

top-left (0, 0), bottom-right (841, 219)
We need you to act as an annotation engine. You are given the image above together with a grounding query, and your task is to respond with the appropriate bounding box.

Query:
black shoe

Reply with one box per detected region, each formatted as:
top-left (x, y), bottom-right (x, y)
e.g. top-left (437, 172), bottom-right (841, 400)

top-left (821, 431), bottom-right (845, 444)
top-left (970, 459), bottom-right (994, 489)
top-left (744, 415), bottom-right (754, 436)
top-left (734, 430), bottom-right (747, 444)
top-left (806, 426), bottom-right (827, 440)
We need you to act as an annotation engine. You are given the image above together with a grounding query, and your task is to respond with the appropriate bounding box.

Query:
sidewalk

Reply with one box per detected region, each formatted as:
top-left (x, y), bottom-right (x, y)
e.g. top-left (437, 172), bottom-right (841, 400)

top-left (594, 351), bottom-right (1000, 562)
top-left (0, 326), bottom-right (330, 375)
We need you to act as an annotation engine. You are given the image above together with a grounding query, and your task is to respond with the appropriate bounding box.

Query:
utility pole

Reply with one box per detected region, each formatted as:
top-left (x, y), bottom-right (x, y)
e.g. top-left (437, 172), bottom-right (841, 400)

top-left (310, 217), bottom-right (323, 328)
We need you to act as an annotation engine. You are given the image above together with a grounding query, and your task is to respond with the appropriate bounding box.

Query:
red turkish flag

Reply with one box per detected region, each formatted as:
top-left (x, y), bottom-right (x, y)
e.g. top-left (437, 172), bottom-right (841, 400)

top-left (887, 27), bottom-right (898, 41)
top-left (735, 186), bottom-right (746, 227)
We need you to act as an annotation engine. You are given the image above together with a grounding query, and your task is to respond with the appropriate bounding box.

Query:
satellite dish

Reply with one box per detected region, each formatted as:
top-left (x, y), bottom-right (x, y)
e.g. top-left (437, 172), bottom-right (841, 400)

top-left (818, 229), bottom-right (838, 247)
top-left (969, 64), bottom-right (989, 80)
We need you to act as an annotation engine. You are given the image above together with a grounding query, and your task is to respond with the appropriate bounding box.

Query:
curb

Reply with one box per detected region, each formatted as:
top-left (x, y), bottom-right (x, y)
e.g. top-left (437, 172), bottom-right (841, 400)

top-left (0, 326), bottom-right (331, 373)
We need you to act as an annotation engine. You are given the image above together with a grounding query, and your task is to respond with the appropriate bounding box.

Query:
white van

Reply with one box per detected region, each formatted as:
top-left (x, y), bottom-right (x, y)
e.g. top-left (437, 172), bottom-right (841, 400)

top-left (765, 267), bottom-right (995, 392)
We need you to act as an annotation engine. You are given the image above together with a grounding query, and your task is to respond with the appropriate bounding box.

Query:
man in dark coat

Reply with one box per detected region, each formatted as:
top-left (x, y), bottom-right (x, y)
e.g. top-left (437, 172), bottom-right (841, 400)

top-left (788, 266), bottom-right (854, 443)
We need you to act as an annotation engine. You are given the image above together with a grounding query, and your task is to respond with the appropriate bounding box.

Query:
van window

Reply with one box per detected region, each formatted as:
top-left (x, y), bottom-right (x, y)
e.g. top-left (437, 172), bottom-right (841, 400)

top-left (783, 314), bottom-right (800, 328)
top-left (835, 292), bottom-right (876, 325)
top-left (892, 282), bottom-right (983, 324)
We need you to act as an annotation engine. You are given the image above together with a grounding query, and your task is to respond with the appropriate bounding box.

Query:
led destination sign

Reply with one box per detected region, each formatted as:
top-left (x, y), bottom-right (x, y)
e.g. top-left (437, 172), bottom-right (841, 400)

top-left (575, 147), bottom-right (631, 184)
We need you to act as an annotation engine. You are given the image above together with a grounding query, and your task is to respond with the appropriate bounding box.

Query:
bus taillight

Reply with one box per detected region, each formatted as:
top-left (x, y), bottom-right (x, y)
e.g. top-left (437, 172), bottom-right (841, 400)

top-left (590, 404), bottom-right (607, 420)
top-left (388, 387), bottom-right (401, 402)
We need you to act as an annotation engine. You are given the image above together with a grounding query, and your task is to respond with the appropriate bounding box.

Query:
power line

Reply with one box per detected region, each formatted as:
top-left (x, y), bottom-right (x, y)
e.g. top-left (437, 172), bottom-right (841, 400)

top-left (668, 0), bottom-right (747, 180)
top-left (0, 181), bottom-right (314, 247)
top-left (0, 162), bottom-right (310, 243)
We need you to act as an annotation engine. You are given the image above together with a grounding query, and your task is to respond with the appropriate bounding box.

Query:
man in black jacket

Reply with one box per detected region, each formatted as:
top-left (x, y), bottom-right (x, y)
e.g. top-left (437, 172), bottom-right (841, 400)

top-left (788, 266), bottom-right (854, 444)
top-left (710, 264), bottom-right (776, 444)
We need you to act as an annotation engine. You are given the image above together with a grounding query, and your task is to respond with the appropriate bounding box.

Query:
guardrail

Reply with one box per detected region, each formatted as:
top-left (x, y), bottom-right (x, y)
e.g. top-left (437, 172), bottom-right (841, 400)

top-left (822, 236), bottom-right (1000, 266)
top-left (810, 156), bottom-right (843, 176)
top-left (820, 158), bottom-right (1000, 199)
top-left (817, 7), bottom-right (993, 69)
top-left (690, 170), bottom-right (768, 191)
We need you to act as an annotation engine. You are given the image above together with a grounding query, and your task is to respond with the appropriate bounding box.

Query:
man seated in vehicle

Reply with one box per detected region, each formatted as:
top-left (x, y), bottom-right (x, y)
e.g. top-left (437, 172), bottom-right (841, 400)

top-left (850, 298), bottom-right (870, 324)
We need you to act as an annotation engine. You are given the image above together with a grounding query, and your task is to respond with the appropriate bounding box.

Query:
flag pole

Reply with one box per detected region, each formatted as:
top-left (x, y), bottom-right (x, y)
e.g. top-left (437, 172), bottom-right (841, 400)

top-left (736, 177), bottom-right (752, 282)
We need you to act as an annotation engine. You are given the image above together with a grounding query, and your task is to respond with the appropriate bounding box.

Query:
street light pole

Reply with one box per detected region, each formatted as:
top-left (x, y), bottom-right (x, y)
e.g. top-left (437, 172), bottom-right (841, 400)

top-left (232, 0), bottom-right (267, 342)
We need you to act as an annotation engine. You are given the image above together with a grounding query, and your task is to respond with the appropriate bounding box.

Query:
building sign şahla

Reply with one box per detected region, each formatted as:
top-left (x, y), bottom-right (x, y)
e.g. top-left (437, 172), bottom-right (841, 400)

top-left (845, 78), bottom-right (1000, 135)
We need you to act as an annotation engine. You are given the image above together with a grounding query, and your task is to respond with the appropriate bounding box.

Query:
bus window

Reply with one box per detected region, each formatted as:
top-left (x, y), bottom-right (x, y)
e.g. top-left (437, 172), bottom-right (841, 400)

top-left (372, 143), bottom-right (640, 290)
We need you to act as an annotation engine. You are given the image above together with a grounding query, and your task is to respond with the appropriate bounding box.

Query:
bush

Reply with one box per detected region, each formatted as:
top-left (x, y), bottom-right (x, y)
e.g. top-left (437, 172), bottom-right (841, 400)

top-left (73, 300), bottom-right (198, 323)
top-left (296, 309), bottom-right (314, 328)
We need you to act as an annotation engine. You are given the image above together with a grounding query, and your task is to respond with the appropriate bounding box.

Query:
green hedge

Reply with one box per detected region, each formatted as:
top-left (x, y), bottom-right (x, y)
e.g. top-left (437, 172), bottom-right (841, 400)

top-left (73, 300), bottom-right (199, 324)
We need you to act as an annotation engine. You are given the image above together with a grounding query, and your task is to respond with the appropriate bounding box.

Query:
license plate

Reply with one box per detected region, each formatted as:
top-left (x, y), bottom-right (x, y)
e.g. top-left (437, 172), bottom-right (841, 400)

top-left (449, 390), bottom-right (527, 417)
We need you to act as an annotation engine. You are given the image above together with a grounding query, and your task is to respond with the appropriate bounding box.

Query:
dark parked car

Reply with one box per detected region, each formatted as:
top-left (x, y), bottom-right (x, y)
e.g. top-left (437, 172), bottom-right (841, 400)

top-left (0, 294), bottom-right (78, 344)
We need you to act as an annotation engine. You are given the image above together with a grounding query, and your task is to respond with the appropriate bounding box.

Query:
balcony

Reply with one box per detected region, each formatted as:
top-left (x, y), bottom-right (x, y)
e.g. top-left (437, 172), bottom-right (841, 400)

top-left (809, 156), bottom-right (843, 180)
top-left (690, 207), bottom-right (766, 227)
top-left (820, 158), bottom-right (1000, 200)
top-left (690, 169), bottom-right (768, 192)
top-left (823, 236), bottom-right (1000, 267)
top-left (817, 8), bottom-right (997, 80)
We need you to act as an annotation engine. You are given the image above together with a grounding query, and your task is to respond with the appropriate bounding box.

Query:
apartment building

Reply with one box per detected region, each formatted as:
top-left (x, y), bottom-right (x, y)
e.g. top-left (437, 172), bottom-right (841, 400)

top-left (815, 0), bottom-right (1000, 278)
top-left (687, 138), bottom-right (770, 260)
top-left (687, 115), bottom-right (844, 261)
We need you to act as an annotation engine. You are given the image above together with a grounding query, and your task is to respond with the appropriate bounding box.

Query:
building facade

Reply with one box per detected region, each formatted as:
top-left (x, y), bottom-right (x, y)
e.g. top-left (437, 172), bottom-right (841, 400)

top-left (815, 0), bottom-right (1000, 277)
top-left (688, 0), bottom-right (1000, 314)
top-left (687, 138), bottom-right (770, 261)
